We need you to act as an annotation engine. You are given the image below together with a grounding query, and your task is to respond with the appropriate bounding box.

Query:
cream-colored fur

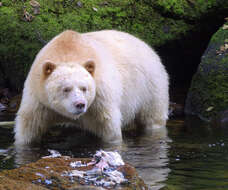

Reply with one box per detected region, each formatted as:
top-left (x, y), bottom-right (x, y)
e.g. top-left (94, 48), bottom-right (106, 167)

top-left (14, 30), bottom-right (169, 146)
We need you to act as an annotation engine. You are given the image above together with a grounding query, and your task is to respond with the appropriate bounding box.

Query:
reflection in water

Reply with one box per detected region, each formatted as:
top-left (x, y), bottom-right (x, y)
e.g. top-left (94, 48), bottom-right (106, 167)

top-left (4, 116), bottom-right (228, 190)
top-left (1, 124), bottom-right (170, 190)
top-left (163, 116), bottom-right (228, 190)
top-left (122, 132), bottom-right (170, 190)
top-left (14, 147), bottom-right (45, 168)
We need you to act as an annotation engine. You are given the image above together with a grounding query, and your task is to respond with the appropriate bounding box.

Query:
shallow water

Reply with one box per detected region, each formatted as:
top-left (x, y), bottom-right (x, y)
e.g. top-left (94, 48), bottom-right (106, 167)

top-left (0, 116), bottom-right (228, 190)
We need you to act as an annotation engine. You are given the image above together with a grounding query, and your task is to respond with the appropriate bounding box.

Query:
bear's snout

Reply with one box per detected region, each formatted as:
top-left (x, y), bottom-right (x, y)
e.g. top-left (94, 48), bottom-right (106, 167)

top-left (73, 101), bottom-right (86, 115)
top-left (74, 102), bottom-right (85, 109)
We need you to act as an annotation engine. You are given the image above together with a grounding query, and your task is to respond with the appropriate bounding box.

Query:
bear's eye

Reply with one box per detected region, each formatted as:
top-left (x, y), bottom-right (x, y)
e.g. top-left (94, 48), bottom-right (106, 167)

top-left (80, 86), bottom-right (87, 93)
top-left (63, 87), bottom-right (72, 93)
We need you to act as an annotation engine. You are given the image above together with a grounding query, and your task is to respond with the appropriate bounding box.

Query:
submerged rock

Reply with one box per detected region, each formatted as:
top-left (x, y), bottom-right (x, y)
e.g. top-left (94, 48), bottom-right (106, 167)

top-left (185, 21), bottom-right (228, 121)
top-left (0, 150), bottom-right (148, 190)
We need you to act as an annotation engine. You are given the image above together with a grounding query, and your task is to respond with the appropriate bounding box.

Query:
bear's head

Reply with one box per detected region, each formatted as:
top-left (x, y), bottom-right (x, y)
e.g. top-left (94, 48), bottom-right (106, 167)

top-left (42, 60), bottom-right (96, 120)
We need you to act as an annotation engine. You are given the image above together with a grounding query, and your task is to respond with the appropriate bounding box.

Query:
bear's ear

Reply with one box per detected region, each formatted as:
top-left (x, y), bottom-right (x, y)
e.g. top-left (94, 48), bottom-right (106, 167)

top-left (84, 60), bottom-right (95, 76)
top-left (43, 61), bottom-right (56, 78)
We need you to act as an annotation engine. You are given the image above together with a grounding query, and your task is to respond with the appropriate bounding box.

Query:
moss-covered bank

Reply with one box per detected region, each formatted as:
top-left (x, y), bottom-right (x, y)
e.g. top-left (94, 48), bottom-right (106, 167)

top-left (153, 0), bottom-right (228, 20)
top-left (0, 0), bottom-right (228, 90)
top-left (0, 0), bottom-right (186, 90)
top-left (185, 22), bottom-right (228, 121)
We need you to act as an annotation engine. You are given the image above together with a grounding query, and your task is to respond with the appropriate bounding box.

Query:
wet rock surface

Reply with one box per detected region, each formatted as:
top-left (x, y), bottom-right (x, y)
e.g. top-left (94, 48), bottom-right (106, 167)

top-left (0, 151), bottom-right (148, 190)
top-left (0, 88), bottom-right (21, 114)
top-left (169, 102), bottom-right (184, 118)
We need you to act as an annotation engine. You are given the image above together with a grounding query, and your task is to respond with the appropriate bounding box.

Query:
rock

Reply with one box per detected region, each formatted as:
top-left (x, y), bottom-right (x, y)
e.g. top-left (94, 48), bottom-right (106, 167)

top-left (0, 1), bottom-right (228, 90)
top-left (185, 21), bottom-right (228, 121)
top-left (0, 103), bottom-right (6, 112)
top-left (0, 88), bottom-right (10, 99)
top-left (0, 155), bottom-right (148, 190)
top-left (169, 102), bottom-right (184, 117)
top-left (0, 88), bottom-right (10, 111)
top-left (211, 109), bottom-right (228, 127)
top-left (6, 94), bottom-right (21, 113)
top-left (0, 89), bottom-right (21, 114)
top-left (68, 186), bottom-right (105, 190)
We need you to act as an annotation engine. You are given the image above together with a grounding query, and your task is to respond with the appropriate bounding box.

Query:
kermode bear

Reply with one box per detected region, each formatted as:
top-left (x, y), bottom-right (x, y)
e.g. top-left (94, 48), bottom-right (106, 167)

top-left (14, 30), bottom-right (169, 146)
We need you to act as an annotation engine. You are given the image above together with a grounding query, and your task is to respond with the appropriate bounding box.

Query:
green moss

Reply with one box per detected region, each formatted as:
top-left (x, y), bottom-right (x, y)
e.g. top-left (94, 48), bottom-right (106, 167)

top-left (154, 0), bottom-right (227, 20)
top-left (1, 0), bottom-right (225, 90)
top-left (156, 0), bottom-right (187, 15)
top-left (0, 0), bottom-right (64, 87)
top-left (190, 70), bottom-right (228, 119)
top-left (211, 25), bottom-right (228, 45)
top-left (0, 0), bottom-right (192, 88)
top-left (186, 22), bottom-right (228, 120)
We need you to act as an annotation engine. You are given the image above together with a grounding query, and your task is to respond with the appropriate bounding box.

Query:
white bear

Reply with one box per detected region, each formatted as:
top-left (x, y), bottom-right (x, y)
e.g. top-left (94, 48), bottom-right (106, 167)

top-left (14, 30), bottom-right (169, 146)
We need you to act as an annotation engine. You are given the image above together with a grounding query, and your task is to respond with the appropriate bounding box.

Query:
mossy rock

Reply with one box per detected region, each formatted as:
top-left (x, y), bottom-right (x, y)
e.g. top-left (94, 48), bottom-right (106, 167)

top-left (0, 156), bottom-right (148, 190)
top-left (185, 22), bottom-right (228, 121)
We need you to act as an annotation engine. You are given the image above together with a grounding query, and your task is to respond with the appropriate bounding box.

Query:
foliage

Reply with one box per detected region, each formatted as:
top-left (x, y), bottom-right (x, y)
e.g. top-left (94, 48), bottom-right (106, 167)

top-left (154, 0), bottom-right (227, 20)
top-left (0, 0), bottom-right (228, 90)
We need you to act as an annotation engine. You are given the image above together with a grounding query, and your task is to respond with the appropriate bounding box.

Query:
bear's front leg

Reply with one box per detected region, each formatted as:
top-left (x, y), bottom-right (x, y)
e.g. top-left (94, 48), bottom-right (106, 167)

top-left (98, 106), bottom-right (122, 143)
top-left (14, 96), bottom-right (51, 147)
top-left (83, 105), bottom-right (123, 144)
top-left (101, 107), bottom-right (123, 143)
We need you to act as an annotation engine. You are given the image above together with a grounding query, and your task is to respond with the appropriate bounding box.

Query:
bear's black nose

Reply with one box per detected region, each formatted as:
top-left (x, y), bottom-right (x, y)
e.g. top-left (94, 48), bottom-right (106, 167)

top-left (75, 102), bottom-right (85, 109)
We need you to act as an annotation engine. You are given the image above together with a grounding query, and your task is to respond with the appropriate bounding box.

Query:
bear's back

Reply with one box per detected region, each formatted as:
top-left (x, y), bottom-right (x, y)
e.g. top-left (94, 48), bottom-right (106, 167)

top-left (83, 30), bottom-right (165, 78)
top-left (83, 30), bottom-right (168, 125)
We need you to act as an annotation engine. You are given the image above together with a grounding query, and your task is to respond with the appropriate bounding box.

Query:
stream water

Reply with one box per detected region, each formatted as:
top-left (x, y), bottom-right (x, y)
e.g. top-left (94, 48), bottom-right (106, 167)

top-left (0, 115), bottom-right (228, 190)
